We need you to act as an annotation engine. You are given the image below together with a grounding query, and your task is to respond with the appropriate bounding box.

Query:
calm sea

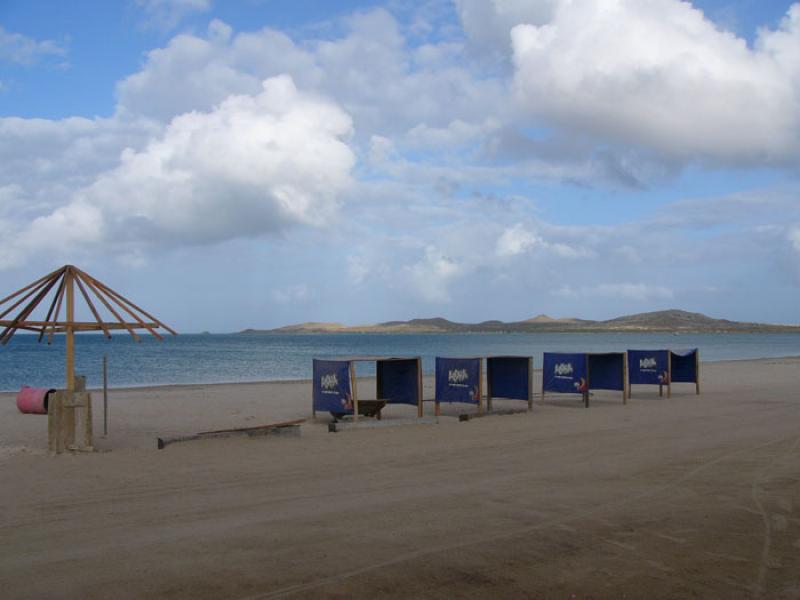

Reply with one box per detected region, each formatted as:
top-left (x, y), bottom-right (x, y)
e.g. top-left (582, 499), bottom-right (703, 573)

top-left (1, 332), bottom-right (799, 391)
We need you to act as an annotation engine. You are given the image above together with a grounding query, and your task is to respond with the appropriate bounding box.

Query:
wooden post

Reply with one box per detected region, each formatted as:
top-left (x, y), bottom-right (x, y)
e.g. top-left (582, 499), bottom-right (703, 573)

top-left (622, 352), bottom-right (628, 405)
top-left (477, 358), bottom-right (484, 414)
top-left (417, 357), bottom-right (423, 418)
top-left (695, 350), bottom-right (700, 395)
top-left (103, 354), bottom-right (108, 436)
top-left (528, 357), bottom-right (533, 411)
top-left (350, 362), bottom-right (359, 423)
top-left (667, 351), bottom-right (672, 398)
top-left (486, 358), bottom-right (493, 412)
top-left (541, 359), bottom-right (545, 405)
top-left (65, 269), bottom-right (75, 392)
top-left (584, 354), bottom-right (590, 408)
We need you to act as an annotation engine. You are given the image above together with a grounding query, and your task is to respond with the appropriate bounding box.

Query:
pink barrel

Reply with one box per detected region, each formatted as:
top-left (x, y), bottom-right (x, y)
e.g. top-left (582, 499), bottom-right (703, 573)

top-left (16, 386), bottom-right (56, 414)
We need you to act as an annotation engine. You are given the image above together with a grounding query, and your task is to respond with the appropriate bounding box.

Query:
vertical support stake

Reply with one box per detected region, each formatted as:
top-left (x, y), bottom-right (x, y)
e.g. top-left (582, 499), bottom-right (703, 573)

top-left (103, 354), bottom-right (108, 436)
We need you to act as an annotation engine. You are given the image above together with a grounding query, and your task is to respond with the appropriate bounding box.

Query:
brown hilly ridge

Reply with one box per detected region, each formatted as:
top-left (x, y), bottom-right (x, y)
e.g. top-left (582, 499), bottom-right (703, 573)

top-left (241, 309), bottom-right (800, 334)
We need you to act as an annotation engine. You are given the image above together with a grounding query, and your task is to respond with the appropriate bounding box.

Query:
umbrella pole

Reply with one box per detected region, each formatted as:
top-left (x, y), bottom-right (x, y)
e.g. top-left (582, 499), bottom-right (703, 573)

top-left (66, 270), bottom-right (75, 392)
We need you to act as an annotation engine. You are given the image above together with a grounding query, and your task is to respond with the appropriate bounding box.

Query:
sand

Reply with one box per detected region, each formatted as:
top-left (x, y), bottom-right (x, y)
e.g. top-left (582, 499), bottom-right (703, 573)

top-left (1, 358), bottom-right (799, 598)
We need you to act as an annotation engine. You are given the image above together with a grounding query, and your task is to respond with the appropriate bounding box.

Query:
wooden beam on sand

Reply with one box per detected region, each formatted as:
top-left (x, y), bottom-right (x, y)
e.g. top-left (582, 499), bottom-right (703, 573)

top-left (458, 408), bottom-right (530, 422)
top-left (157, 419), bottom-right (306, 449)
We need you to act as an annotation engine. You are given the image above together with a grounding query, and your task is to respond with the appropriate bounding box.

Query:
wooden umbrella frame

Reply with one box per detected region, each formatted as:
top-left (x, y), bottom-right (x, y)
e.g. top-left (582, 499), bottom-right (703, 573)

top-left (0, 265), bottom-right (176, 392)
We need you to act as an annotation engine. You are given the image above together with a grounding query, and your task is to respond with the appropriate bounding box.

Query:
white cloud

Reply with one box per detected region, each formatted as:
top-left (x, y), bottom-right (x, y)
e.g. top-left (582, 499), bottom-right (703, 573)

top-left (116, 12), bottom-right (504, 143)
top-left (135, 0), bottom-right (212, 30)
top-left (0, 76), bottom-right (355, 266)
top-left (0, 26), bottom-right (66, 66)
top-left (556, 283), bottom-right (674, 301)
top-left (511, 1), bottom-right (800, 166)
top-left (496, 223), bottom-right (588, 258)
top-left (455, 0), bottom-right (557, 62)
top-left (406, 246), bottom-right (465, 303)
top-left (496, 223), bottom-right (539, 256)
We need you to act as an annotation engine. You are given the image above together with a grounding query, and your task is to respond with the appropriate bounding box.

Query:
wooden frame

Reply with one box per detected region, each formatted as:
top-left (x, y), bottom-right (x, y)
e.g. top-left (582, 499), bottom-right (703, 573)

top-left (434, 356), bottom-right (483, 417)
top-left (1, 265), bottom-right (175, 454)
top-left (486, 356), bottom-right (533, 412)
top-left (315, 356), bottom-right (424, 422)
top-left (543, 352), bottom-right (626, 408)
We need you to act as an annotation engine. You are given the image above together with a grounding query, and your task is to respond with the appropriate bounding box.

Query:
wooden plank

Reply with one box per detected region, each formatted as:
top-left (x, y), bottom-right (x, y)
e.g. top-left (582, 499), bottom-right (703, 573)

top-left (478, 358), bottom-right (484, 414)
top-left (0, 272), bottom-right (62, 345)
top-left (0, 266), bottom-right (64, 306)
top-left (528, 356), bottom-right (533, 411)
top-left (80, 267), bottom-right (176, 336)
top-left (696, 350), bottom-right (701, 395)
top-left (197, 418), bottom-right (305, 436)
top-left (157, 420), bottom-right (304, 449)
top-left (584, 354), bottom-right (590, 408)
top-left (541, 360), bottom-right (546, 405)
top-left (486, 357), bottom-right (493, 412)
top-left (77, 273), bottom-right (142, 341)
top-left (350, 362), bottom-right (359, 423)
top-left (416, 357), bottom-right (423, 418)
top-left (84, 273), bottom-right (164, 340)
top-left (74, 274), bottom-right (111, 339)
top-left (65, 271), bottom-right (75, 391)
top-left (0, 274), bottom-right (52, 320)
top-left (667, 351), bottom-right (672, 398)
top-left (38, 276), bottom-right (65, 343)
top-left (459, 408), bottom-right (529, 422)
top-left (47, 277), bottom-right (67, 345)
top-left (622, 352), bottom-right (629, 405)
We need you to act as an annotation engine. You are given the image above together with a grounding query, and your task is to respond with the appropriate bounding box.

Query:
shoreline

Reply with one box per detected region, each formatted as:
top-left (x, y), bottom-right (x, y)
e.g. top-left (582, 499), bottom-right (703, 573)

top-left (3, 354), bottom-right (800, 395)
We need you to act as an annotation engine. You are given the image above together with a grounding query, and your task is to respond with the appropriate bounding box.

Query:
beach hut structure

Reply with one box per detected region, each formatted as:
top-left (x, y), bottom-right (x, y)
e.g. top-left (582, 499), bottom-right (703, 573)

top-left (312, 356), bottom-right (423, 421)
top-left (542, 352), bottom-right (628, 408)
top-left (627, 348), bottom-right (700, 398)
top-left (486, 355), bottom-right (534, 411)
top-left (0, 265), bottom-right (176, 453)
top-left (434, 356), bottom-right (483, 416)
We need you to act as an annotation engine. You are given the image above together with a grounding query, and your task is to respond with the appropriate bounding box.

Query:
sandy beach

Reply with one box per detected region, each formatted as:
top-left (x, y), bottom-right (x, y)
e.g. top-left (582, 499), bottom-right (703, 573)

top-left (1, 357), bottom-right (799, 598)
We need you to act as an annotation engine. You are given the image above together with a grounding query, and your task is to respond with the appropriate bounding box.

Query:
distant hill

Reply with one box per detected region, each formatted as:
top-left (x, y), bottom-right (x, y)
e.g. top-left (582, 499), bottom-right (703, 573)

top-left (240, 309), bottom-right (800, 334)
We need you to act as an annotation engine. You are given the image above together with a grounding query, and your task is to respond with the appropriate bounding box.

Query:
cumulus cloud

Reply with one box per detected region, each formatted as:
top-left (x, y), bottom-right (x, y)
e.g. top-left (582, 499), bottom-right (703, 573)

top-left (0, 76), bottom-right (355, 267)
top-left (406, 246), bottom-right (465, 303)
top-left (511, 0), bottom-right (800, 166)
top-left (116, 12), bottom-right (504, 142)
top-left (135, 0), bottom-right (212, 30)
top-left (0, 26), bottom-right (66, 66)
top-left (455, 0), bottom-right (557, 62)
top-left (496, 223), bottom-right (588, 258)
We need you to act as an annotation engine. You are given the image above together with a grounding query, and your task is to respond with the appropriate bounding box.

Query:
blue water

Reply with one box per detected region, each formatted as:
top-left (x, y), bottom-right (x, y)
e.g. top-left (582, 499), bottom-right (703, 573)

top-left (1, 332), bottom-right (799, 391)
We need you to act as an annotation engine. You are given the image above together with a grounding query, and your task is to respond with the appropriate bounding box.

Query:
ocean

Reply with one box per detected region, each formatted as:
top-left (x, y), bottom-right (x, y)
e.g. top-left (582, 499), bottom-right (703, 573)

top-left (1, 331), bottom-right (799, 391)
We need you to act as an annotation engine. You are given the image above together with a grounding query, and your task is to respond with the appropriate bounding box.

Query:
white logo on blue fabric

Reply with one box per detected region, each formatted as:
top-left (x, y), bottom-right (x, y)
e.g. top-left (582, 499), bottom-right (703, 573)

top-left (320, 373), bottom-right (339, 393)
top-left (554, 363), bottom-right (573, 376)
top-left (639, 357), bottom-right (657, 371)
top-left (448, 368), bottom-right (469, 387)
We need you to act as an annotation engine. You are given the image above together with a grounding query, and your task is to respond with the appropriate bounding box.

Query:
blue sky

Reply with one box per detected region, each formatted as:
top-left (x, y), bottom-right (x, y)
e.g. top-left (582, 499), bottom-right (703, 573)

top-left (1, 0), bottom-right (799, 331)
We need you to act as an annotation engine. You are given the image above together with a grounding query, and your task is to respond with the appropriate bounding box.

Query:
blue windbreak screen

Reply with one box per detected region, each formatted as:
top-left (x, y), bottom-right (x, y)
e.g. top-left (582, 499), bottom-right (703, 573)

top-left (377, 359), bottom-right (420, 406)
top-left (627, 350), bottom-right (669, 385)
top-left (487, 356), bottom-right (530, 401)
top-left (313, 359), bottom-right (353, 413)
top-left (543, 352), bottom-right (587, 394)
top-left (671, 349), bottom-right (698, 383)
top-left (435, 357), bottom-right (481, 404)
top-left (588, 353), bottom-right (625, 391)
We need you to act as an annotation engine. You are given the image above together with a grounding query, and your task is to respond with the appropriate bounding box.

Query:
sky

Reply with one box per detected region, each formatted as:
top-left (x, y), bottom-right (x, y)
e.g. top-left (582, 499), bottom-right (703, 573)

top-left (0, 0), bottom-right (799, 332)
